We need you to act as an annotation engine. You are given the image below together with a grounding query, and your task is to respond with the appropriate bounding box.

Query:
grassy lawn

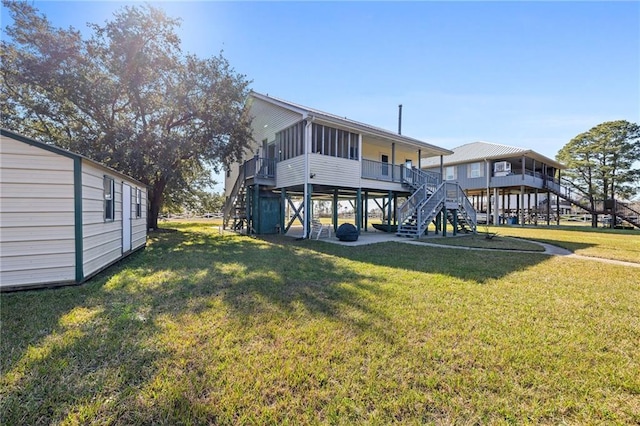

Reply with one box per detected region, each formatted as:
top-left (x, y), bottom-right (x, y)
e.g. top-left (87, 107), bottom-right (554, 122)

top-left (2, 223), bottom-right (639, 424)
top-left (482, 225), bottom-right (640, 263)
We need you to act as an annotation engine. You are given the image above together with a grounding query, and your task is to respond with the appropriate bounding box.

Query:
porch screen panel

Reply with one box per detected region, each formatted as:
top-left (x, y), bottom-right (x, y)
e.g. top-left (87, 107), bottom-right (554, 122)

top-left (311, 123), bottom-right (359, 161)
top-left (276, 121), bottom-right (306, 161)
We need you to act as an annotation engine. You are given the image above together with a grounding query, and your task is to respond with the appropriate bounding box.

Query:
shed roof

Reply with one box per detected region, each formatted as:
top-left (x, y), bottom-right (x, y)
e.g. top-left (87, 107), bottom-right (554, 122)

top-left (1, 128), bottom-right (147, 187)
top-left (421, 141), bottom-right (564, 169)
top-left (249, 91), bottom-right (453, 158)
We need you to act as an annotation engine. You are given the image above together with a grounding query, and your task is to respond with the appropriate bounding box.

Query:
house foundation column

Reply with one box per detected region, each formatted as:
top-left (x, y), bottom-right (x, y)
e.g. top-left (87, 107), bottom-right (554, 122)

top-left (520, 185), bottom-right (525, 226)
top-left (356, 188), bottom-right (362, 233)
top-left (333, 189), bottom-right (339, 232)
top-left (493, 187), bottom-right (499, 226)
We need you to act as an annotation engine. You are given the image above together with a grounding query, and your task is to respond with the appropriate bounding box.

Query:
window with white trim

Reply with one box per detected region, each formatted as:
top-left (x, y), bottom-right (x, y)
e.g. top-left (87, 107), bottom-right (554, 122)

top-left (468, 162), bottom-right (484, 178)
top-left (444, 166), bottom-right (457, 181)
top-left (104, 176), bottom-right (115, 221)
top-left (135, 188), bottom-right (142, 218)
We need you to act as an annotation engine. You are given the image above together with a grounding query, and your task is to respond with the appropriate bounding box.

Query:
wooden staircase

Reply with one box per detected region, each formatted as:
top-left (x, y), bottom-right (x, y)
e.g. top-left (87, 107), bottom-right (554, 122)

top-left (545, 178), bottom-right (640, 229)
top-left (222, 163), bottom-right (248, 231)
top-left (396, 169), bottom-right (477, 238)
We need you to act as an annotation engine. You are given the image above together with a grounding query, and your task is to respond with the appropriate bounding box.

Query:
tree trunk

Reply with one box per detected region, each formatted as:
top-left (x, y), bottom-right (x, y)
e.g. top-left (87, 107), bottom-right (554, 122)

top-left (147, 179), bottom-right (167, 230)
top-left (590, 197), bottom-right (598, 228)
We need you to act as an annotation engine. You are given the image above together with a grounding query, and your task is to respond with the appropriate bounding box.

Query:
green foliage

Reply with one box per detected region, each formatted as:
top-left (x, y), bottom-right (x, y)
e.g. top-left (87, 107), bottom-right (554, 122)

top-left (1, 1), bottom-right (253, 228)
top-left (556, 120), bottom-right (640, 203)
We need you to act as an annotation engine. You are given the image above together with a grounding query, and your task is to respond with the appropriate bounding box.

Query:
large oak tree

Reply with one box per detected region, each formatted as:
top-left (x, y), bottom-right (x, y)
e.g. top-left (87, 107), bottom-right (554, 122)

top-left (556, 120), bottom-right (640, 227)
top-left (1, 1), bottom-right (252, 228)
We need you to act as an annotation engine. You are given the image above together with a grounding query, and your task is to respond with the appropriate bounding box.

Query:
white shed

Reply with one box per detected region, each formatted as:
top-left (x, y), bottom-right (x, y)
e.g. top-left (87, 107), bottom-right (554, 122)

top-left (0, 128), bottom-right (148, 291)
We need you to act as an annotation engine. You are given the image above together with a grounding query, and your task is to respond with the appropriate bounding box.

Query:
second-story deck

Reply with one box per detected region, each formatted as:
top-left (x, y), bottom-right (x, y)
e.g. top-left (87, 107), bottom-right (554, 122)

top-left (241, 156), bottom-right (441, 196)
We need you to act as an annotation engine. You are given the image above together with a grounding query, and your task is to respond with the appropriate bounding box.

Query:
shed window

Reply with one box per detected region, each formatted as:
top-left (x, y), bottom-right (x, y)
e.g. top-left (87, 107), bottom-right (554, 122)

top-left (135, 188), bottom-right (142, 218)
top-left (104, 176), bottom-right (115, 221)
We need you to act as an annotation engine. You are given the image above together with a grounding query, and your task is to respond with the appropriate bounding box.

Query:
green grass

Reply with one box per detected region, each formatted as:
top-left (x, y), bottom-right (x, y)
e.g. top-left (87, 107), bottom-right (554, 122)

top-left (1, 223), bottom-right (639, 424)
top-left (483, 225), bottom-right (640, 263)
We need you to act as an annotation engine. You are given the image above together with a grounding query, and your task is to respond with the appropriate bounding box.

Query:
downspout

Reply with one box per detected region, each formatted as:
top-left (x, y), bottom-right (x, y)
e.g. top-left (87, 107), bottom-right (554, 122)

top-left (391, 143), bottom-right (395, 181)
top-left (303, 115), bottom-right (312, 238)
top-left (485, 158), bottom-right (490, 219)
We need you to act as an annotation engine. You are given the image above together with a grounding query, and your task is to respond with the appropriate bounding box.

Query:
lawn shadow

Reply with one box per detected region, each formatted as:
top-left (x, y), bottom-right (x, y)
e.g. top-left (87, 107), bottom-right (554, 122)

top-left (0, 226), bottom-right (395, 424)
top-left (284, 237), bottom-right (552, 285)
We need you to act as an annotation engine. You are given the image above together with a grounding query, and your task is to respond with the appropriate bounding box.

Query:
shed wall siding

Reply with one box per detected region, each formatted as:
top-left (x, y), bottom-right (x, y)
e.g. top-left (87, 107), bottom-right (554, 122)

top-left (131, 188), bottom-right (147, 250)
top-left (81, 161), bottom-right (147, 277)
top-left (81, 162), bottom-right (124, 277)
top-left (0, 135), bottom-right (76, 288)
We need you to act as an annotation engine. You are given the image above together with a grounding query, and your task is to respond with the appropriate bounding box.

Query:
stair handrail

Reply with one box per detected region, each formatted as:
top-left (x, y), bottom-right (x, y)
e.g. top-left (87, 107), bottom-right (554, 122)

top-left (222, 162), bottom-right (246, 228)
top-left (546, 177), bottom-right (636, 217)
top-left (402, 167), bottom-right (441, 192)
top-left (397, 169), bottom-right (442, 223)
top-left (615, 201), bottom-right (640, 228)
top-left (414, 183), bottom-right (446, 236)
top-left (397, 182), bottom-right (429, 227)
top-left (456, 184), bottom-right (477, 232)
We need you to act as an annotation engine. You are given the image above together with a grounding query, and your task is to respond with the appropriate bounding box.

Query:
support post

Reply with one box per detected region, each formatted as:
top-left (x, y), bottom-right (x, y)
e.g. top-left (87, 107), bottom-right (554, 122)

top-left (356, 188), bottom-right (362, 233)
top-left (393, 193), bottom-right (398, 225)
top-left (333, 189), bottom-right (339, 232)
top-left (534, 190), bottom-right (538, 226)
top-left (493, 187), bottom-right (499, 226)
top-left (452, 209), bottom-right (457, 236)
top-left (520, 185), bottom-right (525, 226)
top-left (546, 190), bottom-right (551, 226)
top-left (280, 188), bottom-right (286, 234)
top-left (442, 208), bottom-right (447, 236)
top-left (391, 143), bottom-right (396, 181)
top-left (387, 191), bottom-right (393, 232)
top-left (253, 184), bottom-right (260, 234)
top-left (305, 184), bottom-right (312, 238)
top-left (364, 191), bottom-right (368, 231)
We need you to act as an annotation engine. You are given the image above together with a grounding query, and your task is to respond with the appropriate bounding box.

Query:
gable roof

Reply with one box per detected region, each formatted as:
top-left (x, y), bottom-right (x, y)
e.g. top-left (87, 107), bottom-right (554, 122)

top-left (249, 91), bottom-right (453, 158)
top-left (421, 141), bottom-right (564, 169)
top-left (1, 128), bottom-right (147, 187)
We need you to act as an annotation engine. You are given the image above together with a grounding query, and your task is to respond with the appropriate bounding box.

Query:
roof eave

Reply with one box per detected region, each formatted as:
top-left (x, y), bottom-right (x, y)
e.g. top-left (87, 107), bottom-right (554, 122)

top-left (250, 91), bottom-right (452, 157)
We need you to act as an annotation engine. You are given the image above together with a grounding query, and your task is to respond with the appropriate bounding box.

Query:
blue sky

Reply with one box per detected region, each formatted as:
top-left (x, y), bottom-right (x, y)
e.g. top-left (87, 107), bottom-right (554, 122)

top-left (2, 1), bottom-right (639, 192)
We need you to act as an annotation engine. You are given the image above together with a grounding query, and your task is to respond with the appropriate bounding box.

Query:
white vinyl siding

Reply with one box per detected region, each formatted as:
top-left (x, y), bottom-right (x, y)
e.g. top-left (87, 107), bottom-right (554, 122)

top-left (131, 187), bottom-right (147, 250)
top-left (308, 154), bottom-right (360, 188)
top-left (275, 156), bottom-right (306, 188)
top-left (226, 97), bottom-right (303, 195)
top-left (82, 162), bottom-right (123, 277)
top-left (0, 135), bottom-right (76, 288)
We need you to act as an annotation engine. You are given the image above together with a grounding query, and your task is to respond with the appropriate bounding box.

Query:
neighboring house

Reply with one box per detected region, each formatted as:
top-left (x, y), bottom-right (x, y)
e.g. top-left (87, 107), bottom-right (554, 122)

top-left (223, 91), bottom-right (477, 238)
top-left (422, 141), bottom-right (567, 225)
top-left (0, 129), bottom-right (148, 291)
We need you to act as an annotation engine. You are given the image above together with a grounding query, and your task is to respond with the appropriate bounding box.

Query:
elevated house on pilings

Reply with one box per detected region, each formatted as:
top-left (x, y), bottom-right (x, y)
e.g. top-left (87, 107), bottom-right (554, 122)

top-left (223, 92), bottom-right (477, 239)
top-left (421, 141), bottom-right (566, 226)
top-left (422, 141), bottom-right (640, 229)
